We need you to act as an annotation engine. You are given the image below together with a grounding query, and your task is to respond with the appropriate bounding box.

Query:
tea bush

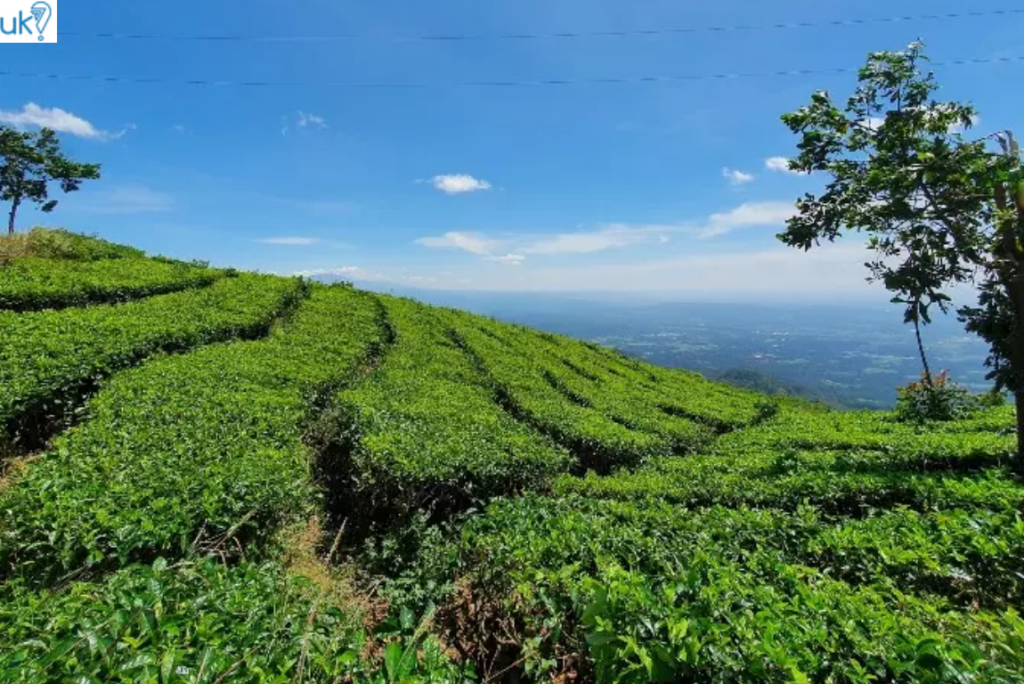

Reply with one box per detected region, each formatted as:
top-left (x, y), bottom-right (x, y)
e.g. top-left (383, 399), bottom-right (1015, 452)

top-left (447, 319), bottom-right (669, 471)
top-left (335, 296), bottom-right (571, 520)
top-left (0, 286), bottom-right (386, 586)
top-left (411, 494), bottom-right (1024, 683)
top-left (2, 234), bottom-right (1022, 682)
top-left (0, 557), bottom-right (474, 683)
top-left (0, 257), bottom-right (223, 312)
top-left (447, 313), bottom-right (716, 449)
top-left (0, 274), bottom-right (302, 451)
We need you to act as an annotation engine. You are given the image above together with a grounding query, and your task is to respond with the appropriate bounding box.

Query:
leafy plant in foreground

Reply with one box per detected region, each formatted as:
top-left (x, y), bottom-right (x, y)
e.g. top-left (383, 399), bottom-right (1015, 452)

top-left (0, 558), bottom-right (473, 683)
top-left (418, 494), bottom-right (1024, 683)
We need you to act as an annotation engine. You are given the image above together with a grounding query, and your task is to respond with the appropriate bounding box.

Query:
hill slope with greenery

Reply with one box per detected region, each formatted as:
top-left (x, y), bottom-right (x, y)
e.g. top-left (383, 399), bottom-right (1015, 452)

top-left (0, 230), bottom-right (1021, 683)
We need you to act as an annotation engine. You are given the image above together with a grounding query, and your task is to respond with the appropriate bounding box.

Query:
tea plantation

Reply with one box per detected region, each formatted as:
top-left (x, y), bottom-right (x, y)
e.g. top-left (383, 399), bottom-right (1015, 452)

top-left (1, 230), bottom-right (1021, 683)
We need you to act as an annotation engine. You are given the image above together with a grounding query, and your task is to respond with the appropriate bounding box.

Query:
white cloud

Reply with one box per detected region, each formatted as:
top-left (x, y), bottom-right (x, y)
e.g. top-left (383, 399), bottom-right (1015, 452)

top-left (722, 168), bottom-right (754, 185)
top-left (289, 235), bottom-right (898, 301)
top-left (107, 123), bottom-right (137, 140)
top-left (425, 174), bottom-right (492, 195)
top-left (301, 242), bottom-right (886, 301)
top-left (76, 186), bottom-right (174, 214)
top-left (415, 225), bottom-right (670, 262)
top-left (0, 102), bottom-right (123, 140)
top-left (282, 111), bottom-right (327, 135)
top-left (764, 156), bottom-right (807, 175)
top-left (414, 231), bottom-right (498, 255)
top-left (489, 253), bottom-right (525, 266)
top-left (693, 201), bottom-right (796, 239)
top-left (297, 111), bottom-right (327, 129)
top-left (522, 225), bottom-right (667, 256)
top-left (465, 242), bottom-right (877, 299)
top-left (255, 237), bottom-right (319, 246)
top-left (860, 116), bottom-right (885, 131)
top-left (415, 201), bottom-right (795, 263)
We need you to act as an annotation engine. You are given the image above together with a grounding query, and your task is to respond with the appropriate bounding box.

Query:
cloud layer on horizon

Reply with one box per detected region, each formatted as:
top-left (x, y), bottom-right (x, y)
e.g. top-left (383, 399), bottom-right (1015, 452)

top-left (414, 201), bottom-right (797, 262)
top-left (293, 240), bottom-right (892, 302)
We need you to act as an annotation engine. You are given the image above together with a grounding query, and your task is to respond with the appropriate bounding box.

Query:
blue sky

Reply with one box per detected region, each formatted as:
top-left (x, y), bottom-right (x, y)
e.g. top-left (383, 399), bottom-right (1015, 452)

top-left (2, 0), bottom-right (1022, 302)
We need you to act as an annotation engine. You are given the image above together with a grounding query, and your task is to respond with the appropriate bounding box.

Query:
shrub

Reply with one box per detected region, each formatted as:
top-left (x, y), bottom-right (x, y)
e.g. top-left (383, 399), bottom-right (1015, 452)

top-left (978, 387), bottom-right (1008, 408)
top-left (0, 274), bottom-right (300, 452)
top-left (754, 397), bottom-right (781, 423)
top-left (0, 286), bottom-right (385, 586)
top-left (0, 257), bottom-right (223, 312)
top-left (410, 495), bottom-right (1024, 683)
top-left (0, 557), bottom-right (475, 683)
top-left (895, 370), bottom-right (980, 423)
top-left (336, 297), bottom-right (571, 525)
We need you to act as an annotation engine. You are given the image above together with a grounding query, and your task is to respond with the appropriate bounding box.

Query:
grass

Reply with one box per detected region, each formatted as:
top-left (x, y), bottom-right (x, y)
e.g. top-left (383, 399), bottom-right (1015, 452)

top-left (0, 226), bottom-right (146, 262)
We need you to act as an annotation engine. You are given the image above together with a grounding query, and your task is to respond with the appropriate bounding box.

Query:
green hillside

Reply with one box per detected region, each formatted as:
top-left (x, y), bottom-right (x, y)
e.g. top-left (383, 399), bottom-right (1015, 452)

top-left (1, 230), bottom-right (1022, 683)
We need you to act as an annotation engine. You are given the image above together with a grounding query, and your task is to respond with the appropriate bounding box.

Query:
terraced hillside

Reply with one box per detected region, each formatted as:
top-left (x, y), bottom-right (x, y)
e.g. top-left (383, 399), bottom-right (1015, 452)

top-left (1, 230), bottom-right (1022, 683)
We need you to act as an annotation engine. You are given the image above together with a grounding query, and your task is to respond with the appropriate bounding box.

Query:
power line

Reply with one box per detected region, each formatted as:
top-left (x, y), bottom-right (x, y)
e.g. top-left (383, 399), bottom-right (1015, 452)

top-left (59, 8), bottom-right (1024, 44)
top-left (0, 55), bottom-right (1020, 90)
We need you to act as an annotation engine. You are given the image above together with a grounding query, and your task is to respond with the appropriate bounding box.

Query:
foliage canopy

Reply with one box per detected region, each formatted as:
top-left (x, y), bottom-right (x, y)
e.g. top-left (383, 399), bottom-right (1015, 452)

top-left (0, 126), bottom-right (101, 234)
top-left (777, 41), bottom-right (1024, 469)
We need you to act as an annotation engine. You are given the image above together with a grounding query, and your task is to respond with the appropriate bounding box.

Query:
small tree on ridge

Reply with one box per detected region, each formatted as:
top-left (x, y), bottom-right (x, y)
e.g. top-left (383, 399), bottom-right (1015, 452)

top-left (777, 41), bottom-right (1024, 471)
top-left (0, 125), bottom-right (101, 235)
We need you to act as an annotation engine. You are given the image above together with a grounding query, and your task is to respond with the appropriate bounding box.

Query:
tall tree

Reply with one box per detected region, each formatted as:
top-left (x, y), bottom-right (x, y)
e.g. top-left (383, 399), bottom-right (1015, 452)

top-left (0, 126), bottom-right (101, 235)
top-left (776, 41), bottom-right (1024, 471)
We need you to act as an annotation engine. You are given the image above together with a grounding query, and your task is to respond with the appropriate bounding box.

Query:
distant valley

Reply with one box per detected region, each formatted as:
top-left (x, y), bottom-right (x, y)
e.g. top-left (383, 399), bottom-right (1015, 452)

top-left (350, 284), bottom-right (992, 410)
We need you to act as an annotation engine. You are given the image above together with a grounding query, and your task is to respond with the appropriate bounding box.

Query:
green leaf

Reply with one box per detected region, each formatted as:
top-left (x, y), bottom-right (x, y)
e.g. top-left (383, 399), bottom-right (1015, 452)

top-left (384, 641), bottom-right (404, 683)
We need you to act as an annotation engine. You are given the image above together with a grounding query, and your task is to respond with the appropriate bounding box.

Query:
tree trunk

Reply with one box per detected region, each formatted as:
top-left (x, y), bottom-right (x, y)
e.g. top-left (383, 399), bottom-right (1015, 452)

top-left (1004, 141), bottom-right (1024, 476)
top-left (912, 316), bottom-right (932, 385)
top-left (7, 197), bottom-right (19, 235)
top-left (1007, 279), bottom-right (1024, 476)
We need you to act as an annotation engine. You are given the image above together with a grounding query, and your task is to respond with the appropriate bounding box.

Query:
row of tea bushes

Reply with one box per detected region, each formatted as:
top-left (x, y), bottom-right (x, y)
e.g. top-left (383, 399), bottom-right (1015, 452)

top-left (0, 257), bottom-right (223, 312)
top-left (0, 274), bottom-right (302, 451)
top-left (334, 296), bottom-right (572, 520)
top-left (0, 286), bottom-right (386, 587)
top-left (410, 493), bottom-right (1024, 682)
